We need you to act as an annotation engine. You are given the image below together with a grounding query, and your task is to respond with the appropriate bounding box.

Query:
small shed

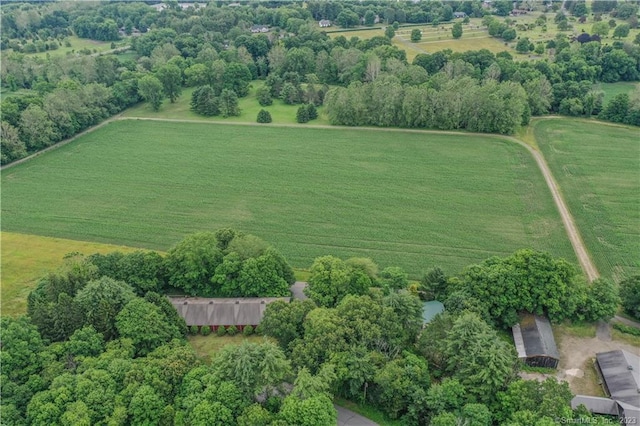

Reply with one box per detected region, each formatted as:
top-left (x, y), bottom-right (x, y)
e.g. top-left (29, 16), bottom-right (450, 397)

top-left (319, 19), bottom-right (331, 28)
top-left (453, 12), bottom-right (467, 18)
top-left (422, 300), bottom-right (444, 324)
top-left (512, 314), bottom-right (560, 369)
top-left (169, 297), bottom-right (289, 331)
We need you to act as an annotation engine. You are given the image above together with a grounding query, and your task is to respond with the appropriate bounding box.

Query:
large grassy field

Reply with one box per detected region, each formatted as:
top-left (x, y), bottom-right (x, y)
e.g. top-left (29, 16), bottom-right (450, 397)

top-left (0, 232), bottom-right (143, 317)
top-left (534, 119), bottom-right (640, 280)
top-left (1, 120), bottom-right (575, 278)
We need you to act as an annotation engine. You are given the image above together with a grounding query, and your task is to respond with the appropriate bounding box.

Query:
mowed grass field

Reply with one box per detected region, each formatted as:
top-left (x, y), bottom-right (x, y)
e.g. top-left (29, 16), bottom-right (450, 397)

top-left (0, 232), bottom-right (143, 317)
top-left (1, 120), bottom-right (575, 278)
top-left (594, 82), bottom-right (639, 104)
top-left (534, 119), bottom-right (640, 280)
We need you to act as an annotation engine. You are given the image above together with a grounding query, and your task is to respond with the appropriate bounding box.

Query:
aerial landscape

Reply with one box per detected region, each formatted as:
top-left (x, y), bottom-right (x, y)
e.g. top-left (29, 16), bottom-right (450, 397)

top-left (1, 0), bottom-right (639, 425)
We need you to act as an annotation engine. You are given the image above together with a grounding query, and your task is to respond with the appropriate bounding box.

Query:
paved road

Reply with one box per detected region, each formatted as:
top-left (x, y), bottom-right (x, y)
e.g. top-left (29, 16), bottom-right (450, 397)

top-left (289, 281), bottom-right (308, 300)
top-left (596, 320), bottom-right (612, 341)
top-left (335, 405), bottom-right (379, 426)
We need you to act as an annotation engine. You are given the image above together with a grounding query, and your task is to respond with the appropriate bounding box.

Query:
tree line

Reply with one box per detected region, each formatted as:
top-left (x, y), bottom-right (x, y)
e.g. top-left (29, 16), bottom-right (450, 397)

top-left (2, 223), bottom-right (633, 425)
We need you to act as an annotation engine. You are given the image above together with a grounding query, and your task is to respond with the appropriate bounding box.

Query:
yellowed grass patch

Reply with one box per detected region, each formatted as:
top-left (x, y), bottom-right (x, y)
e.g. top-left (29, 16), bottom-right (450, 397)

top-left (1, 232), bottom-right (144, 317)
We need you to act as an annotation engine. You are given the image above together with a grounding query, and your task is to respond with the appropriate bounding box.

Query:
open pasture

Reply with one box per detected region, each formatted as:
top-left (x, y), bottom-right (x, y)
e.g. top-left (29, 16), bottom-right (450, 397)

top-left (593, 82), bottom-right (639, 104)
top-left (1, 120), bottom-right (575, 278)
top-left (534, 119), bottom-right (640, 280)
top-left (0, 232), bottom-right (143, 317)
top-left (123, 82), bottom-right (330, 125)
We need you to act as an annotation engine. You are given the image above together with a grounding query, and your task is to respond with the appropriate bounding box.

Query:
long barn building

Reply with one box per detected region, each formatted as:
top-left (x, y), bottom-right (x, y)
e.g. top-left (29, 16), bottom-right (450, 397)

top-left (168, 297), bottom-right (289, 331)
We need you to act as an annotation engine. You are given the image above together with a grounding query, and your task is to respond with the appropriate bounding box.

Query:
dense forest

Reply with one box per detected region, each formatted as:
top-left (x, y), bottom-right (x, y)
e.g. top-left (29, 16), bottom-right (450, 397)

top-left (2, 227), bottom-right (633, 425)
top-left (2, 0), bottom-right (640, 164)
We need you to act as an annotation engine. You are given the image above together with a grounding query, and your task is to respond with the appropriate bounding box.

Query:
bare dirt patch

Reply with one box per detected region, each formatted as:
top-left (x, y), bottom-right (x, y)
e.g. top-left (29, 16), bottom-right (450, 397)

top-left (556, 330), bottom-right (640, 396)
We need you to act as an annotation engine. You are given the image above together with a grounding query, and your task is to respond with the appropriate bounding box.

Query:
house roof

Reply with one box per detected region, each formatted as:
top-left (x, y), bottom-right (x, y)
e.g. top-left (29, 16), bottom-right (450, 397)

top-left (571, 395), bottom-right (619, 415)
top-left (168, 297), bottom-right (289, 326)
top-left (512, 314), bottom-right (559, 360)
top-left (597, 350), bottom-right (640, 409)
top-left (319, 19), bottom-right (331, 25)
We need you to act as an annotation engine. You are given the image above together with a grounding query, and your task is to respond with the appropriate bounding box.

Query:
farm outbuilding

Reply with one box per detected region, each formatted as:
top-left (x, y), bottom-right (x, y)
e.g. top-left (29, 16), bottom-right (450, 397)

top-left (572, 350), bottom-right (640, 424)
top-left (512, 314), bottom-right (560, 369)
top-left (168, 297), bottom-right (289, 330)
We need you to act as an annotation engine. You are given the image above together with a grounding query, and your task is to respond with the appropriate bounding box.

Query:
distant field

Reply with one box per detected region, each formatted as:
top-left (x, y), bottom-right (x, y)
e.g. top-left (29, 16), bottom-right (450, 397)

top-left (327, 12), bottom-right (640, 61)
top-left (124, 81), bottom-right (330, 125)
top-left (0, 232), bottom-right (142, 317)
top-left (1, 35), bottom-right (128, 59)
top-left (1, 120), bottom-right (575, 278)
top-left (534, 119), bottom-right (640, 280)
top-left (593, 82), bottom-right (639, 104)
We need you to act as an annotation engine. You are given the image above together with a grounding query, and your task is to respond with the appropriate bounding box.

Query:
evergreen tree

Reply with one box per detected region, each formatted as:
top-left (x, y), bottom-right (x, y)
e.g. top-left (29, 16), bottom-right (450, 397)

top-left (257, 109), bottom-right (272, 123)
top-left (305, 103), bottom-right (318, 120)
top-left (296, 105), bottom-right (310, 123)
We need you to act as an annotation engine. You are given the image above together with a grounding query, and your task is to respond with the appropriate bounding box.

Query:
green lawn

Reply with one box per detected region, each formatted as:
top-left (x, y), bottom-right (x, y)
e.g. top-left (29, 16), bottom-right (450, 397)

top-left (1, 120), bottom-right (575, 277)
top-left (593, 81), bottom-right (639, 104)
top-left (534, 119), bottom-right (640, 280)
top-left (124, 81), bottom-right (330, 126)
top-left (188, 334), bottom-right (270, 364)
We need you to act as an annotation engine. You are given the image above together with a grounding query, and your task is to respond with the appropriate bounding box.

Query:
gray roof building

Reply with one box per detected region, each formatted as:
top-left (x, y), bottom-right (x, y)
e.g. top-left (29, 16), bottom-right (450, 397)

top-left (597, 350), bottom-right (640, 408)
top-left (169, 297), bottom-right (289, 327)
top-left (572, 349), bottom-right (640, 425)
top-left (512, 314), bottom-right (560, 368)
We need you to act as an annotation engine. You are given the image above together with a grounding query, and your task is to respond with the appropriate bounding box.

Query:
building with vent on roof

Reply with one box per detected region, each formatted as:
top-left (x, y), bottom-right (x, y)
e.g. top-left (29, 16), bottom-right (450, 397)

top-left (512, 313), bottom-right (560, 369)
top-left (572, 349), bottom-right (640, 424)
top-left (168, 297), bottom-right (289, 331)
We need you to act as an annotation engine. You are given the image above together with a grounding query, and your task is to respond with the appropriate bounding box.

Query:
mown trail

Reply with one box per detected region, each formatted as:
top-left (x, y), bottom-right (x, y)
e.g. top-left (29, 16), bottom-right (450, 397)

top-left (2, 115), bottom-right (601, 282)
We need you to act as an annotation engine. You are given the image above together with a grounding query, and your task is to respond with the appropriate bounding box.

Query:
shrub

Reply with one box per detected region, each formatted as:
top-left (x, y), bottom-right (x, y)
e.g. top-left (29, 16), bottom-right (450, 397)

top-left (227, 325), bottom-right (238, 336)
top-left (190, 325), bottom-right (199, 335)
top-left (243, 325), bottom-right (254, 336)
top-left (254, 324), bottom-right (263, 335)
top-left (612, 323), bottom-right (640, 336)
top-left (201, 325), bottom-right (211, 336)
top-left (257, 109), bottom-right (272, 123)
top-left (296, 105), bottom-right (309, 123)
top-left (410, 29), bottom-right (422, 42)
top-left (305, 103), bottom-right (318, 120)
top-left (216, 325), bottom-right (226, 336)
top-left (256, 86), bottom-right (273, 106)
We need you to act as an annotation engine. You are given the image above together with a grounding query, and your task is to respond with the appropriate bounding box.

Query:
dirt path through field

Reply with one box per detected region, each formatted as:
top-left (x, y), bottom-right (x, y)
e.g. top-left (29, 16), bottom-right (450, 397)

top-left (1, 116), bottom-right (601, 282)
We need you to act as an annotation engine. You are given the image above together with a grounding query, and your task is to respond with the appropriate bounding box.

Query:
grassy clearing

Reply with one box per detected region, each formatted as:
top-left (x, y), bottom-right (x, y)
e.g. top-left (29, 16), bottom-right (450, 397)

top-left (124, 81), bottom-right (330, 125)
top-left (555, 322), bottom-right (597, 339)
top-left (534, 119), bottom-right (640, 280)
top-left (0, 232), bottom-right (142, 317)
top-left (0, 232), bottom-right (308, 318)
top-left (1, 35), bottom-right (128, 60)
top-left (593, 82), bottom-right (639, 104)
top-left (611, 328), bottom-right (640, 347)
top-left (187, 334), bottom-right (270, 363)
top-left (334, 397), bottom-right (407, 426)
top-left (1, 120), bottom-right (575, 279)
